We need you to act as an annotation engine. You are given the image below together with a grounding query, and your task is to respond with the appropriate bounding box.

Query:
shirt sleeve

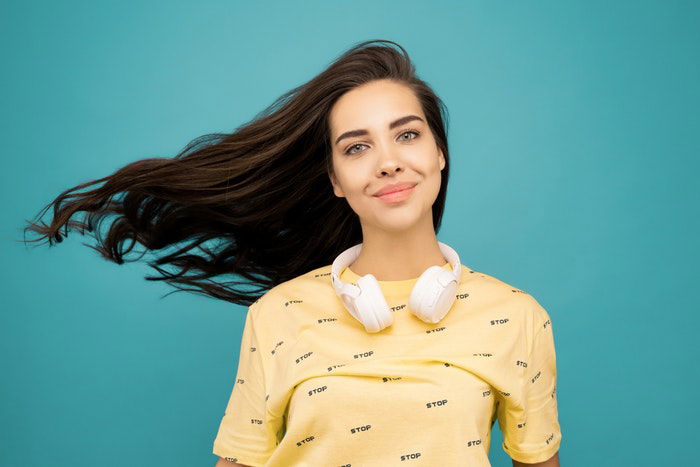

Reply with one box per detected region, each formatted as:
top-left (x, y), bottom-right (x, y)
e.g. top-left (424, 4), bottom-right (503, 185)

top-left (212, 299), bottom-right (282, 466)
top-left (497, 299), bottom-right (563, 463)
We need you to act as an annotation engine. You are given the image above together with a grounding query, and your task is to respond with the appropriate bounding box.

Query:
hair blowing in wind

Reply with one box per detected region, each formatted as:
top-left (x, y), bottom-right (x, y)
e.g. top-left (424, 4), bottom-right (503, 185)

top-left (19, 39), bottom-right (452, 308)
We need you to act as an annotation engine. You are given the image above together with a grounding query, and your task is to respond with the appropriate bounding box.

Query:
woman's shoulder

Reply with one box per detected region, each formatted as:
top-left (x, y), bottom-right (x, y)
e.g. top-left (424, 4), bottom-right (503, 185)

top-left (464, 266), bottom-right (553, 337)
top-left (248, 264), bottom-right (335, 317)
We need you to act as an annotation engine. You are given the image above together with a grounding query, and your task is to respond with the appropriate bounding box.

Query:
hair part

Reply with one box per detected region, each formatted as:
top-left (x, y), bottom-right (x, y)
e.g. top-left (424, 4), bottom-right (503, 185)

top-left (20, 39), bottom-right (452, 307)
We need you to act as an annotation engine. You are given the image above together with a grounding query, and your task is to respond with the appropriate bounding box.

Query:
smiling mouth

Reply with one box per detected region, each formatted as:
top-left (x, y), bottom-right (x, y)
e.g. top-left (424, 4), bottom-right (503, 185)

top-left (374, 184), bottom-right (416, 203)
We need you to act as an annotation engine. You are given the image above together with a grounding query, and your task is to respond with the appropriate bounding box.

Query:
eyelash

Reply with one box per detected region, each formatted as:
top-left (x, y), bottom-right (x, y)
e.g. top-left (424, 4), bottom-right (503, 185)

top-left (343, 129), bottom-right (421, 156)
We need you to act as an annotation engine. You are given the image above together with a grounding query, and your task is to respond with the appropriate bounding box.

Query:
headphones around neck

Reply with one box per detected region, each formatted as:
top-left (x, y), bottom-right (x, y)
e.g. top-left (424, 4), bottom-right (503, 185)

top-left (330, 241), bottom-right (462, 333)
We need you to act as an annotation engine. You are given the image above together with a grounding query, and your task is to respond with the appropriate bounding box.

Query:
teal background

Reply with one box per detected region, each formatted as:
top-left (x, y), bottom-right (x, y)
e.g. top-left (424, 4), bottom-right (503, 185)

top-left (2, 1), bottom-right (697, 465)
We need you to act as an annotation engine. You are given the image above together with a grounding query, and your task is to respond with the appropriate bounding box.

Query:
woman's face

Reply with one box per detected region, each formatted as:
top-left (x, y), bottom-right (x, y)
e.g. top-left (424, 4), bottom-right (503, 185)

top-left (328, 79), bottom-right (445, 234)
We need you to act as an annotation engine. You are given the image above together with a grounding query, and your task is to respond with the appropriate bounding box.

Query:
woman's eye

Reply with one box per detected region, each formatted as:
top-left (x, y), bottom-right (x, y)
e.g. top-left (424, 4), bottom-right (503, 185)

top-left (343, 130), bottom-right (420, 156)
top-left (345, 143), bottom-right (367, 155)
top-left (399, 130), bottom-right (420, 141)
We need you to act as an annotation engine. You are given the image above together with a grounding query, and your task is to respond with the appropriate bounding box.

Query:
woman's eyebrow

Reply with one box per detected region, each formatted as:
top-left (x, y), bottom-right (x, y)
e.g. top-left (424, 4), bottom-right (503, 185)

top-left (334, 114), bottom-right (424, 146)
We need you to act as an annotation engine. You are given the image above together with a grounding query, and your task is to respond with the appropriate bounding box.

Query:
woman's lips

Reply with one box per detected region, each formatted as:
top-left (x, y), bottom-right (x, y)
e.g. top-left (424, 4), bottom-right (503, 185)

top-left (374, 185), bottom-right (416, 203)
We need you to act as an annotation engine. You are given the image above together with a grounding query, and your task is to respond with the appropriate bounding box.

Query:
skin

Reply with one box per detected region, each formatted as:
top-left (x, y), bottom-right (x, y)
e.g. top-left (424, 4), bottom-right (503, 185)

top-left (328, 78), bottom-right (447, 280)
top-left (513, 451), bottom-right (560, 466)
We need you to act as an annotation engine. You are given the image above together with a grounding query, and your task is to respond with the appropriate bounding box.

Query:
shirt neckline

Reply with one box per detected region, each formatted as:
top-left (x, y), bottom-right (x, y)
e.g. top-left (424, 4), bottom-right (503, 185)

top-left (339, 261), bottom-right (454, 296)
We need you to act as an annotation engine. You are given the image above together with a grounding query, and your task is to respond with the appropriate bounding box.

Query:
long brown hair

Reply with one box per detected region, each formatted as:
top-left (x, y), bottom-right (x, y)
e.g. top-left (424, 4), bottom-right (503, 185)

top-left (20, 39), bottom-right (452, 307)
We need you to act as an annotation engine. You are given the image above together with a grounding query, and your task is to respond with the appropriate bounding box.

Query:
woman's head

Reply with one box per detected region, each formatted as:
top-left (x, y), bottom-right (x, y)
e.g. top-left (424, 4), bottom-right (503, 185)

top-left (21, 39), bottom-right (451, 306)
top-left (328, 78), bottom-right (446, 235)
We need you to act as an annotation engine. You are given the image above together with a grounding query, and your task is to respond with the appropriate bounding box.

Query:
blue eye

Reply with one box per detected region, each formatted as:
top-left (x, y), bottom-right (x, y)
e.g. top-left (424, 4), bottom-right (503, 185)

top-left (344, 143), bottom-right (368, 156)
top-left (398, 130), bottom-right (420, 141)
top-left (343, 129), bottom-right (421, 156)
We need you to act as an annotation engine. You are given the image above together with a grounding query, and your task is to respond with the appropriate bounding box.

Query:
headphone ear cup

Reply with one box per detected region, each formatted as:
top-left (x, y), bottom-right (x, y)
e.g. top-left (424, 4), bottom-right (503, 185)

top-left (355, 274), bottom-right (394, 333)
top-left (409, 266), bottom-right (459, 324)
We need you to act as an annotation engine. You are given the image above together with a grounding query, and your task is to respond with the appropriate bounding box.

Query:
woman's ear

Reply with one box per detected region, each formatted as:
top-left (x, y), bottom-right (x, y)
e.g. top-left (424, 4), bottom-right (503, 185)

top-left (438, 148), bottom-right (445, 171)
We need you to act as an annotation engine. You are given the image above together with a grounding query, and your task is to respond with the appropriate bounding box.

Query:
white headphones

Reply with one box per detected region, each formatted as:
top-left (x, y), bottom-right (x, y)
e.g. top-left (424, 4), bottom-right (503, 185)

top-left (330, 241), bottom-right (462, 333)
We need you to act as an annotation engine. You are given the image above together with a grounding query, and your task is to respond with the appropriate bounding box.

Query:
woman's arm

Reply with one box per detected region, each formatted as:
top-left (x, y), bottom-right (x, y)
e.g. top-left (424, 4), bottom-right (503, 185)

top-left (512, 450), bottom-right (560, 466)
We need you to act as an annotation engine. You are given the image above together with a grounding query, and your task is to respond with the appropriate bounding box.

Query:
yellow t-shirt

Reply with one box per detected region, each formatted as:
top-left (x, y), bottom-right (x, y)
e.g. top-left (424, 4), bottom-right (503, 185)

top-left (213, 262), bottom-right (562, 466)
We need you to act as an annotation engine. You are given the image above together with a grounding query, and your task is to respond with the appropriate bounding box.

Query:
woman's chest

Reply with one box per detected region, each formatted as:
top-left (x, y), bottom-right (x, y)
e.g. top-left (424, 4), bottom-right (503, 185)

top-left (285, 359), bottom-right (496, 428)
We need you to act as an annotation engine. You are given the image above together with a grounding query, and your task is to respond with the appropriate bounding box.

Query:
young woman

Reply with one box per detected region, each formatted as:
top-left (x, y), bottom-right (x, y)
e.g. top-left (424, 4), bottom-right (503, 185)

top-left (23, 39), bottom-right (562, 466)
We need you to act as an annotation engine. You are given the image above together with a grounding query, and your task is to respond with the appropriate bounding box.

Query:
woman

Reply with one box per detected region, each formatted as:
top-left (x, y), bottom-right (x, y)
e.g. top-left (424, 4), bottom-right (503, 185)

top-left (23, 39), bottom-right (562, 466)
